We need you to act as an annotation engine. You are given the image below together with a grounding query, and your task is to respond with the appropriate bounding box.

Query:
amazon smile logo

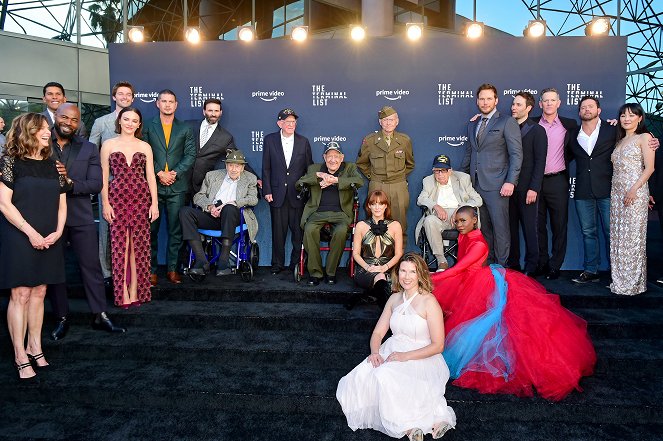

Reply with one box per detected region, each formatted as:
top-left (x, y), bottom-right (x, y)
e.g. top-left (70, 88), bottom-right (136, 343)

top-left (135, 92), bottom-right (158, 103)
top-left (439, 135), bottom-right (469, 147)
top-left (376, 89), bottom-right (410, 101)
top-left (251, 90), bottom-right (285, 102)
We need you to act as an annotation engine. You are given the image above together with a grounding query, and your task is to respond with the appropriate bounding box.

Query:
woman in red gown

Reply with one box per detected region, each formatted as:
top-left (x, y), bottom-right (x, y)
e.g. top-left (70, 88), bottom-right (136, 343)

top-left (432, 206), bottom-right (596, 401)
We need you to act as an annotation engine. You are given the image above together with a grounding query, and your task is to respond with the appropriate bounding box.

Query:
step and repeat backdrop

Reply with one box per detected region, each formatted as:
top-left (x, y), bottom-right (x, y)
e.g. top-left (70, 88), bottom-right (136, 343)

top-left (109, 35), bottom-right (626, 269)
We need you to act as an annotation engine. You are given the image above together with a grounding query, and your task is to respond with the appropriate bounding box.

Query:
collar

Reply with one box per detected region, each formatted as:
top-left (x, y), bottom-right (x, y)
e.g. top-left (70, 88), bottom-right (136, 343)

top-left (224, 173), bottom-right (241, 183)
top-left (481, 108), bottom-right (497, 121)
top-left (280, 130), bottom-right (294, 140)
top-left (540, 114), bottom-right (561, 126)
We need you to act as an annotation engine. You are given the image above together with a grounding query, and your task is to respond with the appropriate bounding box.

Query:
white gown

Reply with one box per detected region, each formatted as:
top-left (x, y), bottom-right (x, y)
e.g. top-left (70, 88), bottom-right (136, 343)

top-left (336, 293), bottom-right (456, 438)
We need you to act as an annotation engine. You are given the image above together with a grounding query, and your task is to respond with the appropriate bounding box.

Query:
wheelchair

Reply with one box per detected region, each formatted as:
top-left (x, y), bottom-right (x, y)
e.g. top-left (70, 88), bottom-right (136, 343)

top-left (417, 207), bottom-right (460, 271)
top-left (183, 207), bottom-right (259, 283)
top-left (293, 184), bottom-right (360, 282)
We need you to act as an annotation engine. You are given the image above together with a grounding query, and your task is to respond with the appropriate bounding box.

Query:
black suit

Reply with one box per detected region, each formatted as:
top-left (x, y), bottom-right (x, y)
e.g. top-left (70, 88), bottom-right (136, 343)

top-left (49, 133), bottom-right (106, 317)
top-left (508, 119), bottom-right (548, 272)
top-left (568, 120), bottom-right (616, 200)
top-left (190, 122), bottom-right (259, 195)
top-left (262, 131), bottom-right (313, 269)
top-left (532, 115), bottom-right (578, 271)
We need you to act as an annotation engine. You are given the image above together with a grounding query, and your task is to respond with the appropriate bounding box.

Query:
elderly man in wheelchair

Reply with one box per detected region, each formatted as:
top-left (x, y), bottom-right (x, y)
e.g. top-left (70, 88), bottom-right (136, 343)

top-left (296, 142), bottom-right (363, 286)
top-left (179, 150), bottom-right (258, 277)
top-left (416, 154), bottom-right (482, 271)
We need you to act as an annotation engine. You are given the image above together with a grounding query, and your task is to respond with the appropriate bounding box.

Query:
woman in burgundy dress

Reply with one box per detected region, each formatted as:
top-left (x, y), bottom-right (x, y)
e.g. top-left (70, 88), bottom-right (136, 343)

top-left (100, 107), bottom-right (159, 307)
top-left (431, 206), bottom-right (596, 401)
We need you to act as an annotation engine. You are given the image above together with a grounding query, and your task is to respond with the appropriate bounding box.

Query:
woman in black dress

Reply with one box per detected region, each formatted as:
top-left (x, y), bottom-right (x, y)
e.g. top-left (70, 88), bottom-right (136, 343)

top-left (0, 113), bottom-right (67, 380)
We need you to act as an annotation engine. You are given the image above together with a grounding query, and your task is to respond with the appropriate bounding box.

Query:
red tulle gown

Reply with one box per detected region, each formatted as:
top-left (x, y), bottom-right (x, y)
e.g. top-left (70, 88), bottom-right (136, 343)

top-left (432, 229), bottom-right (596, 401)
top-left (108, 151), bottom-right (152, 306)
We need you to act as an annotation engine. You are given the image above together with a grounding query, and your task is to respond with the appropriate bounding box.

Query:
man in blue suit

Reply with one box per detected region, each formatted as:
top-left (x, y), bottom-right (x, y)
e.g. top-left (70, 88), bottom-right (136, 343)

top-left (49, 103), bottom-right (125, 340)
top-left (462, 83), bottom-right (523, 266)
top-left (262, 108), bottom-right (313, 274)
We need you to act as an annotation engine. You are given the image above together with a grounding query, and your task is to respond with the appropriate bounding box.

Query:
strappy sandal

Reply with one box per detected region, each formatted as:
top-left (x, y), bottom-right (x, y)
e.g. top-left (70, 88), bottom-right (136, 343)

top-left (15, 361), bottom-right (37, 381)
top-left (26, 352), bottom-right (49, 369)
top-left (432, 423), bottom-right (452, 439)
top-left (407, 428), bottom-right (423, 441)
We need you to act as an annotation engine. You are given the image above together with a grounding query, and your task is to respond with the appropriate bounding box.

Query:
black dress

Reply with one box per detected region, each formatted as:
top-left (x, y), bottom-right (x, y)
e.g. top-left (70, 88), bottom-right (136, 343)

top-left (354, 219), bottom-right (396, 289)
top-left (0, 156), bottom-right (67, 289)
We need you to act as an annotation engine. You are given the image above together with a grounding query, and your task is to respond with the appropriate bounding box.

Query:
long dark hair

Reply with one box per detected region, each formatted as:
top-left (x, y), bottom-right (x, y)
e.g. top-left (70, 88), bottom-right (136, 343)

top-left (616, 102), bottom-right (647, 143)
top-left (364, 189), bottom-right (392, 220)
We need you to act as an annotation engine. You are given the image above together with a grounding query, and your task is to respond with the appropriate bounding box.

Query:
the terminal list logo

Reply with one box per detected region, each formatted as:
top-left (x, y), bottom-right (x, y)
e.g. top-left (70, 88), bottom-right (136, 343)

top-left (189, 86), bottom-right (223, 108)
top-left (136, 92), bottom-right (158, 103)
top-left (251, 130), bottom-right (264, 152)
top-left (251, 90), bottom-right (285, 102)
top-left (439, 135), bottom-right (469, 147)
top-left (312, 85), bottom-right (348, 106)
top-left (503, 88), bottom-right (538, 97)
top-left (437, 83), bottom-right (473, 106)
top-left (313, 135), bottom-right (348, 146)
top-left (566, 83), bottom-right (603, 106)
top-left (376, 89), bottom-right (410, 101)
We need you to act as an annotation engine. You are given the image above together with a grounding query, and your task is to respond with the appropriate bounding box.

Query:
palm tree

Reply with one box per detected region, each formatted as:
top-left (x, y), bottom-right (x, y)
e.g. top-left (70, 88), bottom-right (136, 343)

top-left (88, 0), bottom-right (122, 46)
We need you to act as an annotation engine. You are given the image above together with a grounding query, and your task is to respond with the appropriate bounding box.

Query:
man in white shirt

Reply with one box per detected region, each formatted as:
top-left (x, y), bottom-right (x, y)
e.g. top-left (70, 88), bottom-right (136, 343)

top-left (179, 150), bottom-right (259, 276)
top-left (41, 82), bottom-right (87, 137)
top-left (416, 154), bottom-right (482, 270)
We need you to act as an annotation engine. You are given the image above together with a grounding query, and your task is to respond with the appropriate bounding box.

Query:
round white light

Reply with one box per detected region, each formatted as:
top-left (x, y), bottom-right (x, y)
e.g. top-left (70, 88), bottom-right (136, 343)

top-left (590, 18), bottom-right (610, 35)
top-left (238, 27), bottom-right (255, 42)
top-left (406, 24), bottom-right (422, 41)
top-left (186, 28), bottom-right (201, 44)
top-left (291, 26), bottom-right (308, 42)
top-left (466, 22), bottom-right (483, 39)
top-left (528, 21), bottom-right (545, 38)
top-left (350, 26), bottom-right (365, 41)
top-left (128, 27), bottom-right (144, 43)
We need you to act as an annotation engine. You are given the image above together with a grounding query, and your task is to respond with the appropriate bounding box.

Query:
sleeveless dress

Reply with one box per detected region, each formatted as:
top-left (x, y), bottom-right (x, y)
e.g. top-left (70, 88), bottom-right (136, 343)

top-left (336, 293), bottom-right (456, 438)
top-left (108, 151), bottom-right (151, 305)
top-left (610, 134), bottom-right (649, 295)
top-left (431, 229), bottom-right (596, 401)
top-left (354, 219), bottom-right (395, 289)
top-left (0, 156), bottom-right (67, 288)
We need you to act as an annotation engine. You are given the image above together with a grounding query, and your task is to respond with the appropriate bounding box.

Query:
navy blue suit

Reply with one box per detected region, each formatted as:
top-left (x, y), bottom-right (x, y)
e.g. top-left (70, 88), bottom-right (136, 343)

top-left (49, 133), bottom-right (107, 317)
top-left (261, 131), bottom-right (312, 269)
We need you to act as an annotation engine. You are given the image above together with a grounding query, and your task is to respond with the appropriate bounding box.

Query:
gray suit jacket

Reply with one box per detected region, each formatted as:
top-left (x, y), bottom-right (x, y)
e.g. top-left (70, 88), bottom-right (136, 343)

top-left (415, 171), bottom-right (483, 239)
top-left (461, 110), bottom-right (523, 191)
top-left (193, 169), bottom-right (259, 242)
top-left (89, 111), bottom-right (118, 148)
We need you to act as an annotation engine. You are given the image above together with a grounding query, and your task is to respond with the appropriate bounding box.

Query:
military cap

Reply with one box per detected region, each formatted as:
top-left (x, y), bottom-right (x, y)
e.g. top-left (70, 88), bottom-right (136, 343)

top-left (378, 106), bottom-right (397, 119)
top-left (278, 108), bottom-right (299, 120)
top-left (225, 150), bottom-right (248, 164)
top-left (432, 154), bottom-right (451, 169)
top-left (324, 141), bottom-right (343, 155)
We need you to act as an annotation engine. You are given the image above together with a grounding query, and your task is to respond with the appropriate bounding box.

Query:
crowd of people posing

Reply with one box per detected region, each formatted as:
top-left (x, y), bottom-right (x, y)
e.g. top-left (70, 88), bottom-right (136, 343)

top-left (0, 80), bottom-right (661, 440)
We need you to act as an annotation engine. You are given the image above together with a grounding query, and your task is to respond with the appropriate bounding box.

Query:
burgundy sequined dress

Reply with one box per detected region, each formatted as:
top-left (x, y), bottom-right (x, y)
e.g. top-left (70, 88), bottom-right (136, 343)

top-left (109, 151), bottom-right (151, 305)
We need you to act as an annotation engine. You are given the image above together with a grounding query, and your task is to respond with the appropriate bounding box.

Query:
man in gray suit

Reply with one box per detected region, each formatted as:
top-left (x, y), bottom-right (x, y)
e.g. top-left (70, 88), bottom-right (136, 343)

top-left (416, 154), bottom-right (482, 270)
top-left (461, 83), bottom-right (523, 266)
top-left (41, 82), bottom-right (87, 138)
top-left (88, 81), bottom-right (135, 282)
top-left (179, 150), bottom-right (259, 276)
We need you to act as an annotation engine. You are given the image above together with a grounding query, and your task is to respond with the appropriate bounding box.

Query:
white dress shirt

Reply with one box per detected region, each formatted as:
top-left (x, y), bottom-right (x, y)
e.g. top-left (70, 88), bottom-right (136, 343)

top-left (577, 119), bottom-right (601, 156)
top-left (214, 174), bottom-right (239, 205)
top-left (281, 131), bottom-right (294, 168)
top-left (436, 180), bottom-right (459, 209)
top-left (200, 120), bottom-right (218, 148)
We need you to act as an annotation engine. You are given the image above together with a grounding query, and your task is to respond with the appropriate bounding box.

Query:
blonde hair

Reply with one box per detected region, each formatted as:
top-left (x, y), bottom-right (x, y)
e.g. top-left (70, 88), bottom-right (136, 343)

top-left (4, 113), bottom-right (51, 160)
top-left (391, 252), bottom-right (433, 294)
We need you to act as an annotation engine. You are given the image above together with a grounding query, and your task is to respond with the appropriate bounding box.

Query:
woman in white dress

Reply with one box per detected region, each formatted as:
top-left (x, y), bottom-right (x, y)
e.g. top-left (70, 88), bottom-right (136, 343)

top-left (337, 252), bottom-right (456, 440)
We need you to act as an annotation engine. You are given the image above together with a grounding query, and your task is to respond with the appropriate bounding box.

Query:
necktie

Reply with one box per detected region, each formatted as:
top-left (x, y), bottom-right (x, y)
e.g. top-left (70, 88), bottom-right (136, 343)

top-left (201, 124), bottom-right (212, 148)
top-left (476, 117), bottom-right (488, 143)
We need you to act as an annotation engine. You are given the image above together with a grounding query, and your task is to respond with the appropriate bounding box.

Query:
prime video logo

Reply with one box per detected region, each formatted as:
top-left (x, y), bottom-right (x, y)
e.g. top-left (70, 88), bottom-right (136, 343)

top-left (439, 135), bottom-right (469, 147)
top-left (251, 90), bottom-right (285, 102)
top-left (375, 89), bottom-right (410, 101)
top-left (136, 92), bottom-right (158, 103)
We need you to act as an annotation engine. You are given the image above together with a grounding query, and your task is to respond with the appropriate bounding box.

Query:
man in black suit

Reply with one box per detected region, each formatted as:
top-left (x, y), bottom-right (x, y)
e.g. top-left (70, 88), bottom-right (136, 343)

top-left (49, 103), bottom-right (125, 340)
top-left (190, 98), bottom-right (259, 195)
top-left (41, 82), bottom-right (87, 138)
top-left (508, 91), bottom-right (548, 275)
top-left (262, 108), bottom-right (313, 274)
top-left (531, 87), bottom-right (578, 279)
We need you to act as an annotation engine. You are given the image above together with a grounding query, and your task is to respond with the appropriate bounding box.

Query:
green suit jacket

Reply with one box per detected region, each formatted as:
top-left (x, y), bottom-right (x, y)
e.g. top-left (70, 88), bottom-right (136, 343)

top-left (143, 116), bottom-right (196, 195)
top-left (297, 162), bottom-right (364, 228)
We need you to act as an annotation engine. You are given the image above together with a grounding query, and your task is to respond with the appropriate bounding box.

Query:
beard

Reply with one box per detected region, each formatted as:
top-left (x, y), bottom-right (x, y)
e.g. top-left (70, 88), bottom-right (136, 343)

top-left (54, 123), bottom-right (75, 140)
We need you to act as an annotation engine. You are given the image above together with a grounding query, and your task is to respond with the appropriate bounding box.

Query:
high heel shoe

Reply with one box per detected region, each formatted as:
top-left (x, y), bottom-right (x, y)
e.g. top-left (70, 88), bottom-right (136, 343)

top-left (26, 352), bottom-right (49, 370)
top-left (407, 428), bottom-right (423, 441)
top-left (432, 423), bottom-right (452, 439)
top-left (131, 301), bottom-right (141, 308)
top-left (15, 360), bottom-right (37, 381)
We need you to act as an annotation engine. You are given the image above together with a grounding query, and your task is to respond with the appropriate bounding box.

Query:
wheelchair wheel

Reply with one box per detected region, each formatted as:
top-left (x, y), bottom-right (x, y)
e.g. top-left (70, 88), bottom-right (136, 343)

top-left (293, 256), bottom-right (306, 282)
top-left (240, 260), bottom-right (253, 282)
top-left (249, 242), bottom-right (260, 269)
top-left (189, 272), bottom-right (206, 283)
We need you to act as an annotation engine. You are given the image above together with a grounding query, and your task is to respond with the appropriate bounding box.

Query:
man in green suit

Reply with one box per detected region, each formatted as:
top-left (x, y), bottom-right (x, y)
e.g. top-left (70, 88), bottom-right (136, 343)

top-left (143, 89), bottom-right (196, 285)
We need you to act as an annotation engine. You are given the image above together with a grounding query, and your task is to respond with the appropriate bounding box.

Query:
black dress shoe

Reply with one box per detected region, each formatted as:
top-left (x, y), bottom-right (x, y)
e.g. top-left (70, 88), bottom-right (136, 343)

top-left (189, 261), bottom-right (210, 276)
top-left (572, 271), bottom-right (599, 284)
top-left (51, 316), bottom-right (69, 341)
top-left (92, 312), bottom-right (126, 333)
top-left (326, 275), bottom-right (337, 285)
top-left (307, 277), bottom-right (321, 286)
top-left (270, 266), bottom-right (282, 275)
top-left (545, 269), bottom-right (560, 280)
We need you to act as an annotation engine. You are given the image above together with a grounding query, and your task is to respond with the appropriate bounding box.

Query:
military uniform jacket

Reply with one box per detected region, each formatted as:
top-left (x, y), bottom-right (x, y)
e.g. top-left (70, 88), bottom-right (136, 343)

top-left (356, 130), bottom-right (414, 184)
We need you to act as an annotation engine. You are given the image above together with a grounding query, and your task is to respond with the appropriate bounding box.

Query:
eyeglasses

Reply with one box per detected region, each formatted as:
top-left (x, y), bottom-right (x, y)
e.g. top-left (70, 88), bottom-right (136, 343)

top-left (433, 169), bottom-right (449, 174)
top-left (282, 120), bottom-right (297, 126)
